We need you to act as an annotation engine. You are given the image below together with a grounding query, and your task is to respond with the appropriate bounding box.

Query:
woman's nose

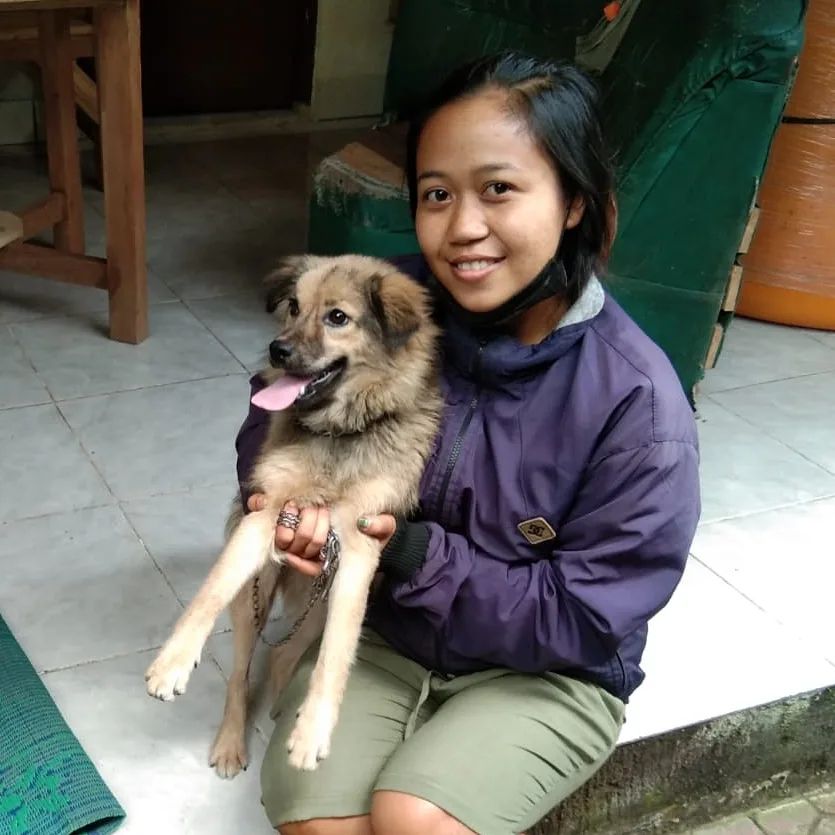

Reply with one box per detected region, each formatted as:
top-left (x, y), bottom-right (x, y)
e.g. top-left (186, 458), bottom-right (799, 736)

top-left (447, 195), bottom-right (489, 243)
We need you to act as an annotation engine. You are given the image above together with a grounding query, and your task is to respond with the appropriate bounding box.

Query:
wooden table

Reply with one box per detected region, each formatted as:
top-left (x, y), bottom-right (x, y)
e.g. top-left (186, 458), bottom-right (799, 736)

top-left (0, 0), bottom-right (147, 343)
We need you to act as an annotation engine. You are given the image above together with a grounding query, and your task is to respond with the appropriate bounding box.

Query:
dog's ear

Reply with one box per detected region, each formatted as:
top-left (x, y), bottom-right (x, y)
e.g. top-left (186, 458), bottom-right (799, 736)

top-left (263, 256), bottom-right (309, 313)
top-left (367, 272), bottom-right (424, 351)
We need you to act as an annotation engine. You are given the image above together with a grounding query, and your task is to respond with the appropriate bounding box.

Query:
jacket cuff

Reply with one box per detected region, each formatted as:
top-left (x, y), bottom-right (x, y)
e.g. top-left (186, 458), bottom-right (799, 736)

top-left (379, 520), bottom-right (430, 582)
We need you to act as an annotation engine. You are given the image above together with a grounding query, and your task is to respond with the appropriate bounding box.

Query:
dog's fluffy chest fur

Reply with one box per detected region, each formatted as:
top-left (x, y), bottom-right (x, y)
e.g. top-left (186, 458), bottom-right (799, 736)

top-left (252, 403), bottom-right (438, 514)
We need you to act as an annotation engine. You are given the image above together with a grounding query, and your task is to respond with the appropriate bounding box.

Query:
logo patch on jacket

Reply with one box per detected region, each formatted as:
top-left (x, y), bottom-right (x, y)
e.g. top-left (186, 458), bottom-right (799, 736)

top-left (517, 517), bottom-right (557, 545)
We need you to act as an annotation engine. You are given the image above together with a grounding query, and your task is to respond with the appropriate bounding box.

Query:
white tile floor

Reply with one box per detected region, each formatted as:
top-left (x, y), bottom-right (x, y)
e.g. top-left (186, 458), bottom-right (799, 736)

top-left (2, 138), bottom-right (834, 832)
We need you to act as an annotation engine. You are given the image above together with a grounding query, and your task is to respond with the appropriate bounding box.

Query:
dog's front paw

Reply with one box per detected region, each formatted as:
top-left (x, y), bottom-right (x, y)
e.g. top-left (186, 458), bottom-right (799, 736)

top-left (286, 696), bottom-right (336, 771)
top-left (210, 730), bottom-right (248, 779)
top-left (144, 642), bottom-right (201, 701)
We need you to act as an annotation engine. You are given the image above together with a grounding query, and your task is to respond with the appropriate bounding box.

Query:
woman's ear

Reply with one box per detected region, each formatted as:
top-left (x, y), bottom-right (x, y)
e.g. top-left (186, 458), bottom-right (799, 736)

top-left (565, 194), bottom-right (586, 230)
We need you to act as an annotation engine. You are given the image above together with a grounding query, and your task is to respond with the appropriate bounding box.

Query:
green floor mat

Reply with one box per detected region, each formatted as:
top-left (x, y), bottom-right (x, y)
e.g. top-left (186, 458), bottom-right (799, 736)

top-left (0, 616), bottom-right (125, 835)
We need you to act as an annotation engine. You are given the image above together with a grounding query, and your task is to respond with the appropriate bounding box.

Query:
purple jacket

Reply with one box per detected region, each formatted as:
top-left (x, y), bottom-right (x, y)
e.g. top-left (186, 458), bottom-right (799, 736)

top-left (235, 256), bottom-right (700, 701)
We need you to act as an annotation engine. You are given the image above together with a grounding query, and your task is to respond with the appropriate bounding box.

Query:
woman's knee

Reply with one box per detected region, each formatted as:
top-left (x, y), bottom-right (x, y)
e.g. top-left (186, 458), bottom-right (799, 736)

top-left (277, 815), bottom-right (372, 835)
top-left (371, 791), bottom-right (474, 835)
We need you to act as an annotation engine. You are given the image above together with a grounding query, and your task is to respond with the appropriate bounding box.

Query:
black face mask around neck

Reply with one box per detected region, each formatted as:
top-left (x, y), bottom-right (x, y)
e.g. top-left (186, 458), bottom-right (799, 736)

top-left (430, 255), bottom-right (569, 332)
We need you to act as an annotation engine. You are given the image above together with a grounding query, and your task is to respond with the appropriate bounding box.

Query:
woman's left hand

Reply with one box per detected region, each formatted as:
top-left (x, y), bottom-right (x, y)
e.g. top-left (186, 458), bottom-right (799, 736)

top-left (357, 514), bottom-right (397, 551)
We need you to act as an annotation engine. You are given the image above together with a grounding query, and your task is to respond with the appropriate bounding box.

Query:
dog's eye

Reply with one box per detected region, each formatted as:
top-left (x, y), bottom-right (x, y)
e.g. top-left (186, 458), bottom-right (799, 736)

top-left (287, 298), bottom-right (300, 317)
top-left (325, 308), bottom-right (350, 327)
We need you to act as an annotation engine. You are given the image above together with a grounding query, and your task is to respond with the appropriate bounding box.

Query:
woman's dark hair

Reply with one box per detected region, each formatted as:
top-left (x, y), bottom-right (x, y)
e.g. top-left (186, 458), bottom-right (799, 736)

top-left (406, 51), bottom-right (616, 302)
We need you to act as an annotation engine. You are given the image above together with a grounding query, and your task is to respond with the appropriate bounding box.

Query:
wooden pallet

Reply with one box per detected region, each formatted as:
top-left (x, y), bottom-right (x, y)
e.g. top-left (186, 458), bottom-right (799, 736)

top-left (704, 204), bottom-right (761, 370)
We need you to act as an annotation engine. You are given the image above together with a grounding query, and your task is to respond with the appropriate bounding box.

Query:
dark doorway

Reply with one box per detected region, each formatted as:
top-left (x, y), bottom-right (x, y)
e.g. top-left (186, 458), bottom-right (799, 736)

top-left (139, 0), bottom-right (317, 117)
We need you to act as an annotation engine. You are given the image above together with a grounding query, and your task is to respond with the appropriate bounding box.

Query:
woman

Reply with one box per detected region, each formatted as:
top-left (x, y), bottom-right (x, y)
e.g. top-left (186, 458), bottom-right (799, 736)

top-left (238, 52), bottom-right (701, 835)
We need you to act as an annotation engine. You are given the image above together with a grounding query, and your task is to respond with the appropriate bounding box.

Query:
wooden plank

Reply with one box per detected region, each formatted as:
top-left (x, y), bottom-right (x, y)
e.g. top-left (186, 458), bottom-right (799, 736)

top-left (0, 31), bottom-right (92, 59)
top-left (722, 264), bottom-right (744, 312)
top-left (95, 0), bottom-right (147, 343)
top-left (0, 17), bottom-right (93, 39)
top-left (0, 241), bottom-right (107, 287)
top-left (0, 1), bottom-right (120, 11)
top-left (0, 9), bottom-right (37, 24)
top-left (704, 323), bottom-right (725, 370)
top-left (738, 206), bottom-right (761, 255)
top-left (0, 211), bottom-right (24, 249)
top-left (39, 9), bottom-right (85, 253)
top-left (19, 192), bottom-right (65, 237)
top-left (72, 61), bottom-right (98, 122)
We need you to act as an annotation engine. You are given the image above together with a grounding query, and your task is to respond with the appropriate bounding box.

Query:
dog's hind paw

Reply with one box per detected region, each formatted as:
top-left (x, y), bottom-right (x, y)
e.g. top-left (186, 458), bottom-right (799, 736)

top-left (210, 733), bottom-right (248, 779)
top-left (286, 696), bottom-right (335, 771)
top-left (144, 644), bottom-right (201, 701)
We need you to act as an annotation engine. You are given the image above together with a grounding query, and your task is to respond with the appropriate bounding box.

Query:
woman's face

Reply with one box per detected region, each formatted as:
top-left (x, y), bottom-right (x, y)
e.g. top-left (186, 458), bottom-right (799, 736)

top-left (415, 88), bottom-right (584, 325)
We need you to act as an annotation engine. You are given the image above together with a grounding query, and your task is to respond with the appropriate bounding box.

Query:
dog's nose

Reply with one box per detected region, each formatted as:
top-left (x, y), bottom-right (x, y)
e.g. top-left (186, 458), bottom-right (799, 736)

top-left (269, 339), bottom-right (293, 365)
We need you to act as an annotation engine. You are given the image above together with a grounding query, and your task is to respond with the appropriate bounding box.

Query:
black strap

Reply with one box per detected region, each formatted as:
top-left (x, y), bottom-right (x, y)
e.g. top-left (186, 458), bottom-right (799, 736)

top-left (782, 116), bottom-right (835, 125)
top-left (430, 257), bottom-right (569, 331)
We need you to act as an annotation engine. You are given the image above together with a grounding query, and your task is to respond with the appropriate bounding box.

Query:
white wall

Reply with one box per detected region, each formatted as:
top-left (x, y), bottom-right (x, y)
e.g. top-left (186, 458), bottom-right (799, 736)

top-left (310, 0), bottom-right (396, 120)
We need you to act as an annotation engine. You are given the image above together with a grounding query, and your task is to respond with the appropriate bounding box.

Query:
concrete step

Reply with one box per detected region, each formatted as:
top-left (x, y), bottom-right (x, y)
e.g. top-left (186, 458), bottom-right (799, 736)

top-left (534, 685), bottom-right (835, 834)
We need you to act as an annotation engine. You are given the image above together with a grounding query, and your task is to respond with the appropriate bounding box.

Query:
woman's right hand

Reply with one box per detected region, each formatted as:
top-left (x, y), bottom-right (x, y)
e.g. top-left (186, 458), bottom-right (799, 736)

top-left (246, 494), bottom-right (327, 577)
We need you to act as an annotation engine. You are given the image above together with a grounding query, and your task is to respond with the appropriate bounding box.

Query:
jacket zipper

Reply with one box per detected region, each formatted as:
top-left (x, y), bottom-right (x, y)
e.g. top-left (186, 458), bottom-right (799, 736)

top-left (434, 343), bottom-right (484, 520)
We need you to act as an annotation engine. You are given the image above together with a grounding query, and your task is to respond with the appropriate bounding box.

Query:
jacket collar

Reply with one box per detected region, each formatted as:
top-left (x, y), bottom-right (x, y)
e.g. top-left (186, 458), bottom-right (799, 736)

top-left (441, 275), bottom-right (605, 385)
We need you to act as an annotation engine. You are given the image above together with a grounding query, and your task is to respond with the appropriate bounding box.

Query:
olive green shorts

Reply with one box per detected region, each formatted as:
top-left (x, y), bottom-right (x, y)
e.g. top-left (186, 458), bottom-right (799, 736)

top-left (260, 630), bottom-right (624, 835)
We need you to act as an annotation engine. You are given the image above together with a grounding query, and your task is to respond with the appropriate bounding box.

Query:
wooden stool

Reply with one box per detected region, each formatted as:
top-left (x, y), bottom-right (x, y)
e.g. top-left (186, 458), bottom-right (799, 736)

top-left (0, 0), bottom-right (147, 344)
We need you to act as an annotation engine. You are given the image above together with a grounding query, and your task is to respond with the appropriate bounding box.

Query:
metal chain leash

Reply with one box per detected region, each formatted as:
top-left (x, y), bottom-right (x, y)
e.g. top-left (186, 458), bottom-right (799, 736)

top-left (252, 511), bottom-right (341, 648)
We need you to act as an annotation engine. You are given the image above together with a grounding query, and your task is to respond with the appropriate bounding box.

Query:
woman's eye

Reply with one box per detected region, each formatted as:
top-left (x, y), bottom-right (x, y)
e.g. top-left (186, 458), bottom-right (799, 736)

top-left (485, 182), bottom-right (513, 197)
top-left (424, 188), bottom-right (450, 203)
top-left (288, 298), bottom-right (300, 317)
top-left (325, 308), bottom-right (350, 327)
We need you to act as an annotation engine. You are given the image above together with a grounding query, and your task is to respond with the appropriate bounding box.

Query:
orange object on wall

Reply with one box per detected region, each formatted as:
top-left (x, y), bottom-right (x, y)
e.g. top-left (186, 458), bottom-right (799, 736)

top-left (603, 2), bottom-right (622, 22)
top-left (737, 0), bottom-right (835, 330)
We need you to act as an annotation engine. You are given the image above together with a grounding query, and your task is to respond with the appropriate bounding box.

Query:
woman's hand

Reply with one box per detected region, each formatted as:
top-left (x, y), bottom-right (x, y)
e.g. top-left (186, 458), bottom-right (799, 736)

top-left (246, 495), bottom-right (398, 576)
top-left (247, 495), bottom-right (327, 577)
top-left (356, 514), bottom-right (397, 551)
top-left (246, 493), bottom-right (397, 577)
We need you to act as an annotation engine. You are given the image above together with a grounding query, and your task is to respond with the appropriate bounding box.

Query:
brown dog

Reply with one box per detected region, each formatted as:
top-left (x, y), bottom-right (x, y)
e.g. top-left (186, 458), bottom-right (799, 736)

top-left (145, 255), bottom-right (441, 775)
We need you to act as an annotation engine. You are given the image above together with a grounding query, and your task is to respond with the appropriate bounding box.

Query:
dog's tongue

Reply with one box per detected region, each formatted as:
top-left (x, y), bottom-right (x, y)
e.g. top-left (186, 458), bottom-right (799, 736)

top-left (251, 375), bottom-right (314, 411)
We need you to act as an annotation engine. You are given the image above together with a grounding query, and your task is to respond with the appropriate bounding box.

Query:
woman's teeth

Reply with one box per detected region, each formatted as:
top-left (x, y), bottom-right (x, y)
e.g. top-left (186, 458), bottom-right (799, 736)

top-left (455, 260), bottom-right (497, 271)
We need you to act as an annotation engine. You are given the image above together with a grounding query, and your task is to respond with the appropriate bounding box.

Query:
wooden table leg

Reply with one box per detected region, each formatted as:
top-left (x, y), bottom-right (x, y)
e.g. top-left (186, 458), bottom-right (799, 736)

top-left (94, 0), bottom-right (148, 344)
top-left (39, 10), bottom-right (85, 255)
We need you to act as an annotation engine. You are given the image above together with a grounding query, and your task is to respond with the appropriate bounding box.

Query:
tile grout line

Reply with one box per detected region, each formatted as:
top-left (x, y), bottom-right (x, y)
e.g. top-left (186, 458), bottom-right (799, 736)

top-left (1, 499), bottom-right (116, 525)
top-left (805, 330), bottom-right (835, 352)
top-left (0, 298), bottom-right (258, 404)
top-left (0, 477), bottom-right (238, 524)
top-left (4, 319), bottom-right (59, 407)
top-left (40, 645), bottom-right (167, 676)
top-left (180, 297), bottom-right (251, 374)
top-left (161, 292), bottom-right (252, 373)
top-left (697, 491), bottom-right (835, 527)
top-left (50, 369), bottom-right (250, 406)
top-left (52, 399), bottom-right (121, 505)
top-left (690, 555), bottom-right (781, 620)
top-left (691, 554), bottom-right (835, 669)
top-left (38, 625), bottom-right (234, 677)
top-left (701, 364), bottom-right (835, 397)
top-left (698, 394), bottom-right (835, 478)
top-left (0, 401), bottom-right (55, 413)
top-left (117, 501), bottom-right (188, 611)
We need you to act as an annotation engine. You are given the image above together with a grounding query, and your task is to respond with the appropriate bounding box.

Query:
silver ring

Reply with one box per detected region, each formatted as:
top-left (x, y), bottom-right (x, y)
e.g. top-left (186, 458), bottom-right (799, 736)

top-left (277, 510), bottom-right (301, 531)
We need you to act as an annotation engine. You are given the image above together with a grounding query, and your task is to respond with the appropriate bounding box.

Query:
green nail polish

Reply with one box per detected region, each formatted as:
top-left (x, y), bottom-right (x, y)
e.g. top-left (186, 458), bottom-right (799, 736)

top-left (357, 517), bottom-right (370, 530)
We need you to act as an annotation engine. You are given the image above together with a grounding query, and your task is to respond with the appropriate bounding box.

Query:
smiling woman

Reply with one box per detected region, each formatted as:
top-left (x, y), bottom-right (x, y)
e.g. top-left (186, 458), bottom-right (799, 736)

top-left (405, 55), bottom-right (615, 344)
top-left (241, 52), bottom-right (700, 835)
top-left (414, 95), bottom-right (575, 344)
